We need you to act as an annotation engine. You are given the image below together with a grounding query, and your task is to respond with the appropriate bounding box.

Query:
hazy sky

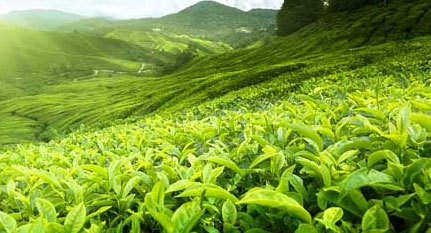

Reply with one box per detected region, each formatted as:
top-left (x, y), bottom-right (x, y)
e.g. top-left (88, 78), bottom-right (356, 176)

top-left (0, 0), bottom-right (283, 19)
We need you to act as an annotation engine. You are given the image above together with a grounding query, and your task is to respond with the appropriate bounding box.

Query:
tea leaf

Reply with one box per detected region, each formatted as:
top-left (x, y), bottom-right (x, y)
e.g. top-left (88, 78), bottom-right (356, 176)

top-left (0, 211), bottom-right (17, 233)
top-left (317, 207), bottom-right (343, 231)
top-left (295, 224), bottom-right (317, 233)
top-left (291, 123), bottom-right (324, 151)
top-left (172, 201), bottom-right (204, 233)
top-left (237, 189), bottom-right (311, 223)
top-left (414, 184), bottom-right (431, 205)
top-left (361, 205), bottom-right (389, 232)
top-left (204, 157), bottom-right (245, 176)
top-left (367, 150), bottom-right (400, 168)
top-left (64, 203), bottom-right (86, 233)
top-left (36, 198), bottom-right (57, 222)
top-left (222, 199), bottom-right (237, 224)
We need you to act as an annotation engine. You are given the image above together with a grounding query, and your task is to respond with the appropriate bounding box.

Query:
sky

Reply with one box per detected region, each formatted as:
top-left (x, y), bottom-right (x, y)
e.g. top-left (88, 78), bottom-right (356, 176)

top-left (0, 0), bottom-right (283, 19)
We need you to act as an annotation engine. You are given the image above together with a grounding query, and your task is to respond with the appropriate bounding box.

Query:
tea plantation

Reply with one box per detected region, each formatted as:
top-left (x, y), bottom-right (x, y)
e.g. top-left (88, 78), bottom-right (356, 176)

top-left (1, 0), bottom-right (431, 232)
top-left (0, 36), bottom-right (431, 232)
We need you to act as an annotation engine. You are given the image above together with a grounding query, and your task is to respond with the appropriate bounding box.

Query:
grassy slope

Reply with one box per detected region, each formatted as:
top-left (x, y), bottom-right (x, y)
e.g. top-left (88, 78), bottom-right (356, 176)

top-left (0, 28), bottom-right (162, 144)
top-left (0, 28), bottom-right (153, 93)
top-left (1, 35), bottom-right (430, 144)
top-left (1, 0), bottom-right (430, 145)
top-left (0, 30), bottom-right (430, 233)
top-left (0, 34), bottom-right (229, 144)
top-left (63, 1), bottom-right (278, 48)
top-left (1, 1), bottom-right (431, 232)
top-left (105, 30), bottom-right (232, 54)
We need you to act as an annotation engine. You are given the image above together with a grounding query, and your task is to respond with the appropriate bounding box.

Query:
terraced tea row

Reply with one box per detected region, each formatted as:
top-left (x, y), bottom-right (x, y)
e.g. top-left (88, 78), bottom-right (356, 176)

top-left (1, 69), bottom-right (430, 232)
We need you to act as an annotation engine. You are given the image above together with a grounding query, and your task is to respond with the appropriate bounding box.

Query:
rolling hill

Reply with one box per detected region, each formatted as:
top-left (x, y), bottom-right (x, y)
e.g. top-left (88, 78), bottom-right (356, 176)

top-left (153, 1), bottom-right (277, 33)
top-left (64, 1), bottom-right (278, 48)
top-left (0, 27), bottom-right (155, 97)
top-left (0, 23), bottom-right (234, 102)
top-left (1, 0), bottom-right (431, 232)
top-left (1, 0), bottom-right (430, 144)
top-left (0, 9), bottom-right (85, 29)
top-left (105, 30), bottom-right (232, 54)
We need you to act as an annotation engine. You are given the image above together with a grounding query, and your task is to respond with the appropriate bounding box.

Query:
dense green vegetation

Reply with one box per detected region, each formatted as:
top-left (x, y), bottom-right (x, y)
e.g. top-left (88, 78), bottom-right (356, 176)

top-left (0, 2), bottom-right (269, 144)
top-left (327, 0), bottom-right (390, 12)
top-left (105, 31), bottom-right (231, 55)
top-left (0, 37), bottom-right (431, 231)
top-left (277, 0), bottom-right (431, 36)
top-left (1, 0), bottom-right (430, 144)
top-left (0, 2), bottom-right (276, 144)
top-left (0, 0), bottom-right (431, 232)
top-left (0, 27), bottom-right (145, 95)
top-left (277, 0), bottom-right (321, 36)
top-left (63, 1), bottom-right (277, 49)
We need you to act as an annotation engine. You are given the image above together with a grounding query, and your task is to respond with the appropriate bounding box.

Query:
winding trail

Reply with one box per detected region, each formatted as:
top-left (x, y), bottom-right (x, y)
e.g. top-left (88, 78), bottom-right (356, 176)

top-left (138, 63), bottom-right (146, 74)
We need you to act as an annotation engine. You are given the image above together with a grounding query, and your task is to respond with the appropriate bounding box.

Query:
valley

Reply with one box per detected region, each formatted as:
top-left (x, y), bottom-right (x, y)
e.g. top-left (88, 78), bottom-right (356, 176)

top-left (0, 0), bottom-right (431, 232)
top-left (0, 2), bottom-right (269, 144)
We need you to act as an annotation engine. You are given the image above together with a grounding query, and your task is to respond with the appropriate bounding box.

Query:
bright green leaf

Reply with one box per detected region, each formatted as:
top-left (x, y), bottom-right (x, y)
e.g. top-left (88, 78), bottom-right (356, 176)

top-left (222, 199), bottom-right (237, 224)
top-left (361, 205), bottom-right (389, 232)
top-left (172, 201), bottom-right (204, 233)
top-left (237, 189), bottom-right (311, 223)
top-left (0, 211), bottom-right (17, 233)
top-left (36, 198), bottom-right (57, 222)
top-left (64, 203), bottom-right (86, 233)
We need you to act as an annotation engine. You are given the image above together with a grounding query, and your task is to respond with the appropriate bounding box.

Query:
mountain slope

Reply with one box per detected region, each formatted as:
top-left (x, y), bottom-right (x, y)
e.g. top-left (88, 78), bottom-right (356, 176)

top-left (0, 27), bottom-right (164, 97)
top-left (1, 1), bottom-right (431, 232)
top-left (2, 36), bottom-right (430, 144)
top-left (64, 1), bottom-right (278, 48)
top-left (0, 26), bottom-right (431, 233)
top-left (0, 9), bottom-right (85, 29)
top-left (1, 0), bottom-right (430, 145)
top-left (156, 1), bottom-right (274, 31)
top-left (105, 30), bottom-right (232, 54)
top-left (275, 0), bottom-right (431, 54)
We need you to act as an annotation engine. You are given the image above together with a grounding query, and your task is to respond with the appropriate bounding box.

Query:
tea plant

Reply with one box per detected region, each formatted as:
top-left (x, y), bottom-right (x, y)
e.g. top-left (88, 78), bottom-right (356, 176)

top-left (0, 68), bottom-right (430, 232)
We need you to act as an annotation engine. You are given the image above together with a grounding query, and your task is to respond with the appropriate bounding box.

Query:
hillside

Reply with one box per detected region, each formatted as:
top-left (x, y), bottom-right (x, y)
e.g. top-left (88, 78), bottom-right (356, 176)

top-left (0, 25), bottom-right (224, 143)
top-left (0, 27), bottom-right (159, 96)
top-left (0, 24), bottom-right (234, 99)
top-left (64, 1), bottom-right (278, 48)
top-left (156, 1), bottom-right (276, 32)
top-left (105, 30), bottom-right (232, 56)
top-left (0, 34), bottom-right (431, 232)
top-left (1, 0), bottom-right (431, 144)
top-left (0, 1), bottom-right (431, 232)
top-left (277, 0), bottom-right (431, 54)
top-left (0, 9), bottom-right (85, 29)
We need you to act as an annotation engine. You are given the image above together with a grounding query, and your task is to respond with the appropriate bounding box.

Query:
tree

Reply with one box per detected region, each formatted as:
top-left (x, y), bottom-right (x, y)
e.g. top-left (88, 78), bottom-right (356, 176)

top-left (277, 0), bottom-right (322, 36)
top-left (327, 0), bottom-right (386, 12)
top-left (163, 45), bottom-right (197, 74)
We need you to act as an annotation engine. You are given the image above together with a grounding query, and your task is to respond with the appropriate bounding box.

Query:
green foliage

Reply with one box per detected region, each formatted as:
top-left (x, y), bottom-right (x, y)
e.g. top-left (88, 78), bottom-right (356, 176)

top-left (316, 207), bottom-right (344, 231)
top-left (64, 203), bottom-right (86, 233)
top-left (2, 0), bottom-right (431, 144)
top-left (1, 2), bottom-right (431, 232)
top-left (277, 0), bottom-right (321, 36)
top-left (36, 198), bottom-right (58, 222)
top-left (328, 0), bottom-right (382, 12)
top-left (1, 62), bottom-right (431, 231)
top-left (0, 211), bottom-right (17, 233)
top-left (237, 189), bottom-right (312, 223)
top-left (64, 1), bottom-right (277, 49)
top-left (361, 205), bottom-right (390, 232)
